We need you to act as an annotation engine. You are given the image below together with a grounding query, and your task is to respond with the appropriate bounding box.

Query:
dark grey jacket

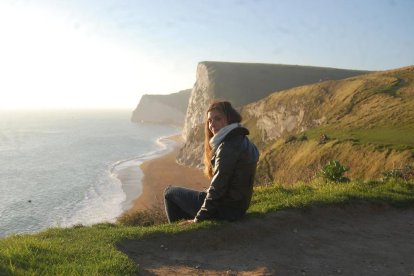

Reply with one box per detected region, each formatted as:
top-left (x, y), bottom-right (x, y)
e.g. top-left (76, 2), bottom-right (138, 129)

top-left (195, 127), bottom-right (259, 222)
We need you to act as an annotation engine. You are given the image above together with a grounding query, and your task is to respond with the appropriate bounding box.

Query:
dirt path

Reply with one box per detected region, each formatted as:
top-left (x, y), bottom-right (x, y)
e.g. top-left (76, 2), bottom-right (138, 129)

top-left (118, 205), bottom-right (414, 275)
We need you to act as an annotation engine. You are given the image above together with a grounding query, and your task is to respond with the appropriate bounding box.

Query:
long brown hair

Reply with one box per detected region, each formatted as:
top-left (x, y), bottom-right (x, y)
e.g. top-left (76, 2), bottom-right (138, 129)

top-left (203, 100), bottom-right (242, 178)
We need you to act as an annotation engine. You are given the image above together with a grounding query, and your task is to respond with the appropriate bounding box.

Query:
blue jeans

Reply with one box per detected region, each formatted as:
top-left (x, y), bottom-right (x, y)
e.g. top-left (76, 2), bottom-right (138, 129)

top-left (164, 186), bottom-right (207, 223)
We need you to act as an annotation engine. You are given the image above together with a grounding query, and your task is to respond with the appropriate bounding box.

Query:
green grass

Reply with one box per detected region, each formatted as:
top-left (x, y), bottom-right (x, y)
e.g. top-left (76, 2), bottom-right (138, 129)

top-left (0, 221), bottom-right (204, 275)
top-left (249, 179), bottom-right (414, 214)
top-left (1, 179), bottom-right (413, 275)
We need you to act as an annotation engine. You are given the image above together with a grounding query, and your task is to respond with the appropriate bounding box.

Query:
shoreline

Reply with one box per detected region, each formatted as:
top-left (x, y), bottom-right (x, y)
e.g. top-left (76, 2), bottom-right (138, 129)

top-left (111, 135), bottom-right (177, 212)
top-left (117, 135), bottom-right (209, 216)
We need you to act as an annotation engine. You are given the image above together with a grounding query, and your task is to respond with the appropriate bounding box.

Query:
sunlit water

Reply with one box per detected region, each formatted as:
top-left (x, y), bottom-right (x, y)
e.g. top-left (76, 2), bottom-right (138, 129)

top-left (0, 110), bottom-right (178, 237)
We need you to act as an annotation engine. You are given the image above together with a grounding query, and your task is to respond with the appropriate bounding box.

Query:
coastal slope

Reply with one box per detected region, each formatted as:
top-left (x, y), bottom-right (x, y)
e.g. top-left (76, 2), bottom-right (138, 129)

top-left (242, 65), bottom-right (414, 183)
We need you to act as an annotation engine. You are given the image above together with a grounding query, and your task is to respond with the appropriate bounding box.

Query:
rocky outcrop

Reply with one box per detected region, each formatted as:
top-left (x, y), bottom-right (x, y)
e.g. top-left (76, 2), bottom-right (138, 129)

top-left (178, 61), bottom-right (371, 167)
top-left (131, 89), bottom-right (191, 125)
top-left (241, 83), bottom-right (331, 143)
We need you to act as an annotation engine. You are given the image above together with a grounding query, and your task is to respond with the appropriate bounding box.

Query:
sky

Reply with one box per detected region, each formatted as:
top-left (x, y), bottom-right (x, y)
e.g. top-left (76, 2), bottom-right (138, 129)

top-left (0, 0), bottom-right (413, 110)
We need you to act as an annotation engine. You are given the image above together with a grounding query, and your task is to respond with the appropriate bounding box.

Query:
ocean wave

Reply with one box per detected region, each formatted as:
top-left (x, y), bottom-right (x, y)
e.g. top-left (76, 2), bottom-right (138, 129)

top-left (110, 134), bottom-right (177, 174)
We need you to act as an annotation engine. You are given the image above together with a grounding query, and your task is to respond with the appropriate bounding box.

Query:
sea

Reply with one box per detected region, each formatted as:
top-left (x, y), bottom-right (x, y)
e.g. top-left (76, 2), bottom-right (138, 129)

top-left (0, 109), bottom-right (179, 238)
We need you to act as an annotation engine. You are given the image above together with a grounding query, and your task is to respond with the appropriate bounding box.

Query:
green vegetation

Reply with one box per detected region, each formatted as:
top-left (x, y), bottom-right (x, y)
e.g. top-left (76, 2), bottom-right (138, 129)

top-left (1, 178), bottom-right (413, 275)
top-left (320, 160), bottom-right (349, 182)
top-left (249, 179), bottom-right (414, 214)
top-left (382, 165), bottom-right (414, 181)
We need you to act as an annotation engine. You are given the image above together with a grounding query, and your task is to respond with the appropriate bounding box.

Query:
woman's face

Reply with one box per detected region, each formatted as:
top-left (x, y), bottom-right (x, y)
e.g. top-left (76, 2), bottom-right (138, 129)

top-left (207, 109), bottom-right (228, 135)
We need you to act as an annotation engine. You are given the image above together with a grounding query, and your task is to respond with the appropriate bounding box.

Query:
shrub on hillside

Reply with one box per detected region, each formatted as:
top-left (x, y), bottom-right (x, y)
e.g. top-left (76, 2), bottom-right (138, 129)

top-left (320, 160), bottom-right (349, 182)
top-left (284, 134), bottom-right (307, 144)
top-left (382, 165), bottom-right (414, 181)
top-left (284, 135), bottom-right (297, 143)
top-left (298, 134), bottom-right (308, 141)
top-left (318, 134), bottom-right (329, 144)
top-left (117, 205), bottom-right (167, 226)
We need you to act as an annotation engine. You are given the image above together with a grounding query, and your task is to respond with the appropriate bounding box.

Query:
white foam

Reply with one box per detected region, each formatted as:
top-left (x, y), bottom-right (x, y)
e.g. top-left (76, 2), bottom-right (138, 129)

top-left (59, 171), bottom-right (125, 227)
top-left (111, 135), bottom-right (178, 211)
top-left (109, 135), bottom-right (176, 173)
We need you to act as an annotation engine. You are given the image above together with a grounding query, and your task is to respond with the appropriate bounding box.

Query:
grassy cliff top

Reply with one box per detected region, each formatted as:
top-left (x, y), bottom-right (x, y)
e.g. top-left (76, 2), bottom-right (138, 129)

top-left (0, 178), bottom-right (413, 275)
top-left (199, 61), bottom-right (372, 107)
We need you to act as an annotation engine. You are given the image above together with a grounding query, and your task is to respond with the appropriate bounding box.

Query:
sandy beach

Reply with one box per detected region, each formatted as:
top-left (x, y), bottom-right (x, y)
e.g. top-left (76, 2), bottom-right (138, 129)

top-left (121, 135), bottom-right (209, 215)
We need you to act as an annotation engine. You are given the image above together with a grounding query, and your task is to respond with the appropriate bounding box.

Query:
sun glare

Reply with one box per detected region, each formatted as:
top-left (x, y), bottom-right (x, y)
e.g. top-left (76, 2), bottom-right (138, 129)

top-left (0, 3), bottom-right (189, 110)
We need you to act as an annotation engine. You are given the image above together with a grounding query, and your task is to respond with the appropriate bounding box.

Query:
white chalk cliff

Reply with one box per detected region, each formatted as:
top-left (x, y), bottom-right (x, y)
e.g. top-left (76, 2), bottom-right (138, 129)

top-left (131, 89), bottom-right (191, 125)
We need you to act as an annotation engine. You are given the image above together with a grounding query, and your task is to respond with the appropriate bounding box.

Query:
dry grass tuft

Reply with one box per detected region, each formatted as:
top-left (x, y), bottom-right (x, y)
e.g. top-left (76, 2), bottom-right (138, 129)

top-left (117, 205), bottom-right (168, 227)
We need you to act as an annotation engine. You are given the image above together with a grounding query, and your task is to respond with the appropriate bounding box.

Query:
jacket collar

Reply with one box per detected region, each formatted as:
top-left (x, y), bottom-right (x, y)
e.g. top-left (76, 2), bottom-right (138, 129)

top-left (209, 123), bottom-right (240, 155)
top-left (223, 127), bottom-right (249, 141)
top-left (210, 125), bottom-right (250, 156)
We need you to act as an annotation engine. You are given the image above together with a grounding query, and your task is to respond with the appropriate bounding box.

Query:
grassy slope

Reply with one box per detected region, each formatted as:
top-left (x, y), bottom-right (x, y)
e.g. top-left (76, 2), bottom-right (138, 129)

top-left (1, 179), bottom-right (413, 275)
top-left (243, 66), bottom-right (414, 183)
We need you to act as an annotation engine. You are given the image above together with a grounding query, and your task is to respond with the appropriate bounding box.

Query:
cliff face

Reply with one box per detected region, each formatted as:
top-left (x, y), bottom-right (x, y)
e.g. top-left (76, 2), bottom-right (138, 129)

top-left (131, 89), bottom-right (191, 125)
top-left (182, 64), bottom-right (215, 138)
top-left (178, 61), bottom-right (371, 167)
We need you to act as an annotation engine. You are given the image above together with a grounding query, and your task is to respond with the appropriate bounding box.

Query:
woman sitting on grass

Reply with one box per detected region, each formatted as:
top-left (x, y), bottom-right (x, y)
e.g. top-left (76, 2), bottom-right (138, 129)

top-left (164, 100), bottom-right (259, 224)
